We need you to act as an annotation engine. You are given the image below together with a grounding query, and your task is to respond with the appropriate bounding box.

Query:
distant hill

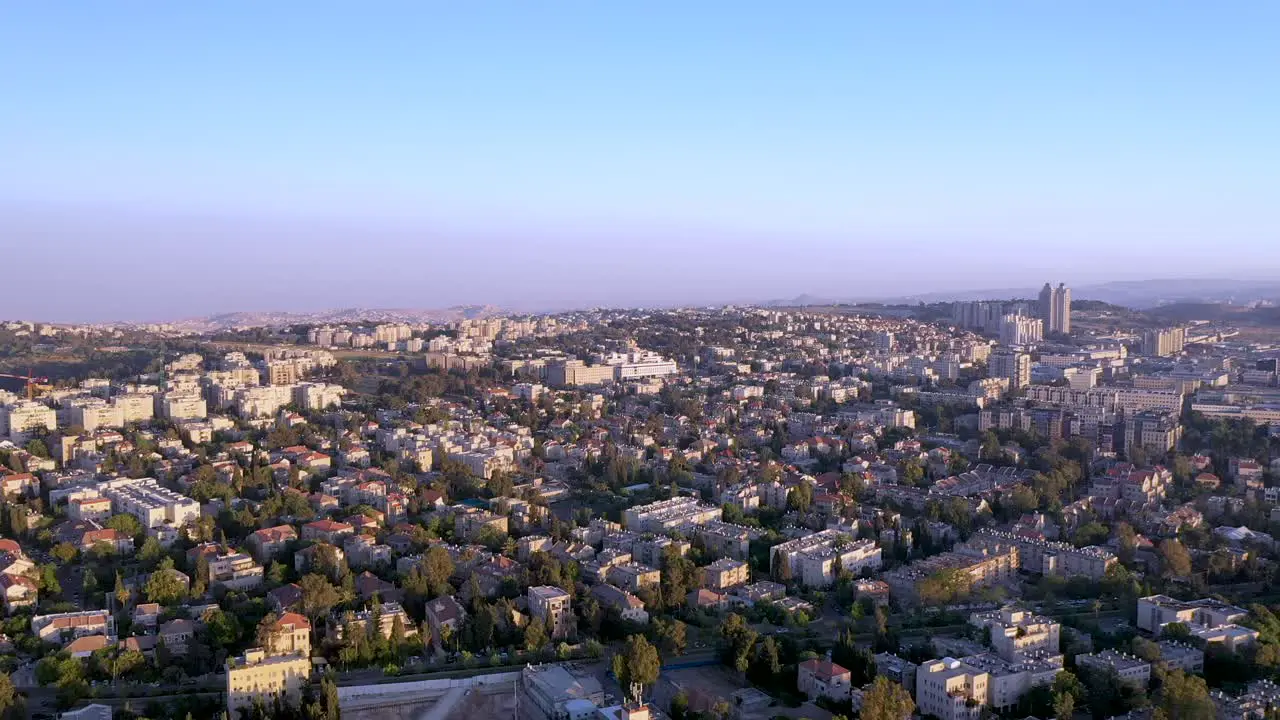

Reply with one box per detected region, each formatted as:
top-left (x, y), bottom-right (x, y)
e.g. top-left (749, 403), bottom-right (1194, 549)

top-left (170, 305), bottom-right (507, 331)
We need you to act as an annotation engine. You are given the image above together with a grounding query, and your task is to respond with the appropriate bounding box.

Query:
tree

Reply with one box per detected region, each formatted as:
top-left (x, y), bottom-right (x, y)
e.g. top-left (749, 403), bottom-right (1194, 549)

top-left (1053, 691), bottom-right (1075, 720)
top-left (860, 676), bottom-right (915, 720)
top-left (523, 617), bottom-right (547, 651)
top-left (24, 439), bottom-right (49, 458)
top-left (114, 573), bottom-right (130, 608)
top-left (787, 483), bottom-right (813, 514)
top-left (52, 542), bottom-right (78, 564)
top-left (299, 573), bottom-right (342, 620)
top-left (0, 671), bottom-right (15, 718)
top-left (612, 634), bottom-right (660, 704)
top-left (1008, 484), bottom-right (1039, 514)
top-left (654, 617), bottom-right (687, 656)
top-left (106, 514), bottom-right (143, 539)
top-left (138, 536), bottom-right (164, 568)
top-left (1157, 670), bottom-right (1215, 720)
top-left (144, 560), bottom-right (186, 605)
top-left (1159, 539), bottom-right (1192, 579)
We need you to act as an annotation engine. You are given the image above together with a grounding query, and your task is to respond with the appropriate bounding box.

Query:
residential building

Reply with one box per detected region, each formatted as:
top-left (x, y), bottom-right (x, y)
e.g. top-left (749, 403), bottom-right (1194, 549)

top-left (265, 612), bottom-right (312, 657)
top-left (917, 657), bottom-right (989, 720)
top-left (589, 584), bottom-right (649, 625)
top-left (249, 525), bottom-right (298, 561)
top-left (425, 595), bottom-right (467, 651)
top-left (969, 530), bottom-right (1115, 581)
top-left (607, 563), bottom-right (661, 592)
top-left (1142, 327), bottom-right (1186, 357)
top-left (1157, 641), bottom-right (1204, 674)
top-left (969, 607), bottom-right (1061, 661)
top-left (1075, 650), bottom-right (1150, 688)
top-left (1123, 411), bottom-right (1184, 456)
top-left (520, 663), bottom-right (605, 720)
top-left (990, 351), bottom-right (1031, 390)
top-left (1136, 595), bottom-right (1248, 634)
top-left (32, 610), bottom-right (114, 644)
top-left (701, 558), bottom-right (750, 591)
top-left (999, 315), bottom-right (1043, 346)
top-left (529, 585), bottom-right (574, 640)
top-left (225, 648), bottom-right (311, 715)
top-left (623, 497), bottom-right (721, 533)
top-left (797, 659), bottom-right (852, 702)
top-left (208, 552), bottom-right (265, 591)
top-left (102, 478), bottom-right (200, 529)
top-left (1038, 283), bottom-right (1071, 335)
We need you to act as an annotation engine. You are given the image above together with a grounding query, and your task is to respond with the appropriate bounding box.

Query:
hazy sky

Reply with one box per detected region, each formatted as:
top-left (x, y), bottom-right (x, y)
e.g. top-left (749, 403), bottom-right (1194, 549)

top-left (3, 2), bottom-right (1279, 321)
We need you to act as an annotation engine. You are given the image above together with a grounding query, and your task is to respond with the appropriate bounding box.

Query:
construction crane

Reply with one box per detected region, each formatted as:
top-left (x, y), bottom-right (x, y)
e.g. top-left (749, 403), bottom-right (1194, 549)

top-left (0, 370), bottom-right (51, 400)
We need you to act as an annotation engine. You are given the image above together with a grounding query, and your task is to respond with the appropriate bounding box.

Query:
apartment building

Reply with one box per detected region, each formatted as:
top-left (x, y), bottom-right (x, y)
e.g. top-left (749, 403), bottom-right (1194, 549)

top-left (623, 497), bottom-right (722, 533)
top-left (293, 382), bottom-right (345, 411)
top-left (68, 497), bottom-right (113, 523)
top-left (1123, 411), bottom-right (1184, 455)
top-left (969, 607), bottom-right (1060, 661)
top-left (102, 478), bottom-right (200, 529)
top-left (160, 393), bottom-right (207, 421)
top-left (701, 558), bottom-right (750, 591)
top-left (960, 651), bottom-right (1063, 712)
top-left (695, 520), bottom-right (758, 560)
top-left (989, 351), bottom-right (1031, 390)
top-left (917, 657), bottom-right (989, 720)
top-left (1142, 327), bottom-right (1186, 357)
top-left (454, 510), bottom-right (509, 541)
top-left (302, 519), bottom-right (356, 544)
top-left (883, 544), bottom-right (1018, 606)
top-left (111, 393), bottom-right (155, 423)
top-left (226, 648), bottom-right (311, 714)
top-left (796, 539), bottom-right (883, 589)
top-left (528, 585), bottom-right (573, 640)
top-left (969, 530), bottom-right (1116, 581)
top-left (1075, 651), bottom-right (1151, 688)
top-left (234, 385), bottom-right (294, 418)
top-left (607, 563), bottom-right (661, 592)
top-left (999, 315), bottom-right (1043, 346)
top-left (0, 401), bottom-right (57, 439)
top-left (209, 552), bottom-right (265, 591)
top-left (1157, 641), bottom-right (1204, 674)
top-left (265, 612), bottom-right (312, 657)
top-left (769, 529), bottom-right (846, 578)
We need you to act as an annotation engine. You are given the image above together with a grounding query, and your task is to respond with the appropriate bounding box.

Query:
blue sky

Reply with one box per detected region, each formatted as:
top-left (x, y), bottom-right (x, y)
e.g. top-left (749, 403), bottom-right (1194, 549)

top-left (2, 2), bottom-right (1278, 321)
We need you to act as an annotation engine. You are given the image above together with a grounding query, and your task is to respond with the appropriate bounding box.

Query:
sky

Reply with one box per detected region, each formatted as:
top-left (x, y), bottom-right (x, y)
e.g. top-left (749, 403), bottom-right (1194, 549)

top-left (2, 2), bottom-right (1279, 322)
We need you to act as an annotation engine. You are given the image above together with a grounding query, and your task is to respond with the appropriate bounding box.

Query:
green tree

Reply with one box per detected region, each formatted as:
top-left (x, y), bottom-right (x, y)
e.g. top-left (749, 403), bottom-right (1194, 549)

top-left (612, 634), bottom-right (661, 704)
top-left (299, 573), bottom-right (342, 621)
top-left (24, 439), bottom-right (49, 458)
top-left (860, 675), bottom-right (916, 720)
top-left (144, 559), bottom-right (186, 605)
top-left (106, 514), bottom-right (143, 539)
top-left (0, 671), bottom-right (15, 718)
top-left (787, 483), bottom-right (813, 513)
top-left (1053, 691), bottom-right (1075, 720)
top-left (1157, 670), bottom-right (1215, 720)
top-left (1159, 539), bottom-right (1192, 579)
top-left (138, 536), bottom-right (164, 568)
top-left (114, 573), bottom-right (130, 608)
top-left (52, 542), bottom-right (78, 564)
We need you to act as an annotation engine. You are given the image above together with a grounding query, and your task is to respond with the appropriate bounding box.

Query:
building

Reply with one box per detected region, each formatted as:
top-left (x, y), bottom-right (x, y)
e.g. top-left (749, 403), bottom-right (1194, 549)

top-left (969, 529), bottom-right (1116, 581)
top-left (695, 521), bottom-right (757, 560)
top-left (0, 400), bottom-right (57, 440)
top-left (999, 315), bottom-right (1044, 346)
top-left (959, 651), bottom-right (1063, 712)
top-left (1136, 595), bottom-right (1248, 634)
top-left (969, 606), bottom-right (1061, 661)
top-left (917, 657), bottom-right (989, 720)
top-left (1142, 327), bottom-right (1186, 357)
top-left (607, 563), bottom-right (661, 592)
top-left (521, 663), bottom-right (605, 720)
top-left (990, 351), bottom-right (1031, 390)
top-left (102, 479), bottom-right (200, 530)
top-left (797, 659), bottom-right (852, 702)
top-left (266, 612), bottom-right (312, 657)
top-left (0, 574), bottom-right (37, 614)
top-left (529, 585), bottom-right (574, 640)
top-left (454, 510), bottom-right (509, 541)
top-left (1038, 283), bottom-right (1071, 335)
top-left (302, 519), bottom-right (356, 544)
top-left (1156, 641), bottom-right (1204, 674)
top-left (883, 543), bottom-right (1019, 605)
top-left (796, 539), bottom-right (883, 589)
top-left (32, 610), bottom-right (114, 644)
top-left (1075, 650), bottom-right (1150, 688)
top-left (623, 497), bottom-right (721, 533)
top-left (424, 595), bottom-right (467, 651)
top-left (225, 648), bottom-right (311, 715)
top-left (701, 558), bottom-right (750, 591)
top-left (589, 584), bottom-right (649, 625)
top-left (1123, 412), bottom-right (1184, 456)
top-left (250, 525), bottom-right (299, 561)
top-left (208, 552), bottom-right (265, 591)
